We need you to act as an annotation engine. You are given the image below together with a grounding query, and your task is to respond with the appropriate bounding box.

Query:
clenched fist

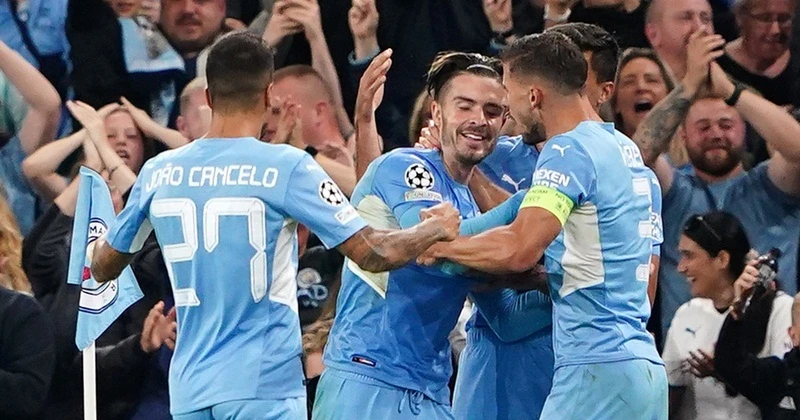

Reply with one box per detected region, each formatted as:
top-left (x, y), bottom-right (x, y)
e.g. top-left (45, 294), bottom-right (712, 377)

top-left (420, 202), bottom-right (461, 242)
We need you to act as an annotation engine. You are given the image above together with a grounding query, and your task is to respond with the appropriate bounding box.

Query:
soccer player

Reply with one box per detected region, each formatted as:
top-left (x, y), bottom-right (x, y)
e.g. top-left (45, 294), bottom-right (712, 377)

top-left (452, 23), bottom-right (642, 420)
top-left (89, 32), bottom-right (461, 420)
top-left (420, 32), bottom-right (668, 419)
top-left (313, 51), bottom-right (510, 420)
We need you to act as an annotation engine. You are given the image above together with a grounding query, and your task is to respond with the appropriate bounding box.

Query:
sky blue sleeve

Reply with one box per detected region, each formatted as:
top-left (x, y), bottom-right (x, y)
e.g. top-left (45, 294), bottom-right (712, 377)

top-left (106, 163), bottom-right (153, 254)
top-left (649, 171), bottom-right (663, 256)
top-left (460, 191), bottom-right (525, 235)
top-left (529, 135), bottom-right (596, 207)
top-left (471, 289), bottom-right (552, 343)
top-left (436, 191), bottom-right (528, 276)
top-left (283, 154), bottom-right (368, 249)
top-left (374, 153), bottom-right (447, 229)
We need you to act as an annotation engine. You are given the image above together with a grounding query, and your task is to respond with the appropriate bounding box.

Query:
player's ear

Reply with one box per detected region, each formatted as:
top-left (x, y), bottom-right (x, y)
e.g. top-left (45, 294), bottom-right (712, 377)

top-left (529, 86), bottom-right (540, 112)
top-left (599, 82), bottom-right (615, 106)
top-left (205, 88), bottom-right (212, 109)
top-left (431, 100), bottom-right (442, 129)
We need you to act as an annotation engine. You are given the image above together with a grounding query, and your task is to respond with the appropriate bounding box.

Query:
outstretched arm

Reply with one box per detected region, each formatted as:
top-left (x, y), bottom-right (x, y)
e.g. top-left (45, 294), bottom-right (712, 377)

top-left (704, 64), bottom-right (800, 197)
top-left (423, 205), bottom-right (561, 274)
top-left (338, 203), bottom-right (460, 273)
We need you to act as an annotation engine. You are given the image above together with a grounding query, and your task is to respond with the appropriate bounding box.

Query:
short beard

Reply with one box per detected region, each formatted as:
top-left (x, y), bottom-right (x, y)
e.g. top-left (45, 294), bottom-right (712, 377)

top-left (521, 121), bottom-right (546, 146)
top-left (689, 147), bottom-right (744, 177)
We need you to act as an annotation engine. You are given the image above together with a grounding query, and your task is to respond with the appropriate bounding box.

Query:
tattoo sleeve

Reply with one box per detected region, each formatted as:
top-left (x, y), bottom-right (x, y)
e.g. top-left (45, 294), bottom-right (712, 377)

top-left (632, 84), bottom-right (694, 167)
top-left (337, 223), bottom-right (445, 273)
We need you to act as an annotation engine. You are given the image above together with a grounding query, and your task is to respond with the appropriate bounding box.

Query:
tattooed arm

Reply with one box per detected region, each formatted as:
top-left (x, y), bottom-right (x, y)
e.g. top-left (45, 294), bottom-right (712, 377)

top-left (631, 85), bottom-right (693, 192)
top-left (337, 202), bottom-right (460, 273)
top-left (631, 29), bottom-right (725, 193)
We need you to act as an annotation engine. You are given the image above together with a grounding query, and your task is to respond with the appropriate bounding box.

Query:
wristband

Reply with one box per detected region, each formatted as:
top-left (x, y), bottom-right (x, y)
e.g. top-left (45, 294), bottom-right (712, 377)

top-left (725, 83), bottom-right (745, 107)
top-left (305, 146), bottom-right (318, 158)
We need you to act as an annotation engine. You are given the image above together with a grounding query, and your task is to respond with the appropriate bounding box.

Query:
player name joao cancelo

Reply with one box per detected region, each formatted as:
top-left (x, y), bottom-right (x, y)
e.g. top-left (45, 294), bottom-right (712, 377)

top-left (145, 164), bottom-right (280, 192)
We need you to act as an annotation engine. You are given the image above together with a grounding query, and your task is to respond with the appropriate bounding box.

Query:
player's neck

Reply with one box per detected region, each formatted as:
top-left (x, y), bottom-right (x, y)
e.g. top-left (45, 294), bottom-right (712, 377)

top-left (542, 94), bottom-right (596, 139)
top-left (583, 98), bottom-right (603, 122)
top-left (440, 149), bottom-right (474, 185)
top-left (206, 114), bottom-right (264, 140)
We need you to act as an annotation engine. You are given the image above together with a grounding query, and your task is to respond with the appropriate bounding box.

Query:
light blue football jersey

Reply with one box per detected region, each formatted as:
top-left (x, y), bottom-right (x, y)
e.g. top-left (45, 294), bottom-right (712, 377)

top-left (470, 135), bottom-right (548, 337)
top-left (526, 122), bottom-right (662, 368)
top-left (478, 135), bottom-right (539, 194)
top-left (323, 148), bottom-right (479, 405)
top-left (105, 137), bottom-right (367, 415)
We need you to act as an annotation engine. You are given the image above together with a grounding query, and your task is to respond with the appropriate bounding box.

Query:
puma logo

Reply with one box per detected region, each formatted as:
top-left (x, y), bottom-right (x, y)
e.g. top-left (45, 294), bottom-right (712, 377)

top-left (551, 144), bottom-right (571, 157)
top-left (501, 174), bottom-right (526, 192)
top-left (685, 327), bottom-right (698, 337)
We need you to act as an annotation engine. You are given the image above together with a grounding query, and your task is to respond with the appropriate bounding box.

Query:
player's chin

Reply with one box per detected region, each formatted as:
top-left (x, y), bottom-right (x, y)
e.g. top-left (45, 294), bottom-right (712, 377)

top-left (459, 150), bottom-right (488, 165)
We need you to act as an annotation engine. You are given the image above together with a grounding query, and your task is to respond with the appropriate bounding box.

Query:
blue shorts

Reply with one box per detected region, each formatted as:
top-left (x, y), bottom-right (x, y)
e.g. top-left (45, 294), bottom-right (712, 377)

top-left (540, 359), bottom-right (667, 420)
top-left (453, 326), bottom-right (554, 420)
top-left (173, 397), bottom-right (306, 420)
top-left (312, 367), bottom-right (453, 420)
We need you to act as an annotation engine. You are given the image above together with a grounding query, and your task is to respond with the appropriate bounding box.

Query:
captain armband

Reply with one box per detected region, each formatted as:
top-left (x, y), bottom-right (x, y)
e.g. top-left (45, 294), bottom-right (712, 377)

top-left (519, 185), bottom-right (574, 225)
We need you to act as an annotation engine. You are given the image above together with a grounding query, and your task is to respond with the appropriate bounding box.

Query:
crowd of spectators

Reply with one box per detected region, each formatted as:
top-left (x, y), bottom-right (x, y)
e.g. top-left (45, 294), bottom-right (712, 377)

top-left (2, 0), bottom-right (800, 418)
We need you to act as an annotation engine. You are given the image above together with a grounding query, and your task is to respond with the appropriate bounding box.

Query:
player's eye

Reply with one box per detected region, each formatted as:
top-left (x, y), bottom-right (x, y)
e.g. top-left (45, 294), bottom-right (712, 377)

top-left (483, 105), bottom-right (505, 119)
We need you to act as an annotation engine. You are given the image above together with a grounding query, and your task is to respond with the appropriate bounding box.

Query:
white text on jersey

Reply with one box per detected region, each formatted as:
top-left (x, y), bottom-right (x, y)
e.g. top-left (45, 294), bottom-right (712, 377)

top-left (145, 164), bottom-right (279, 192)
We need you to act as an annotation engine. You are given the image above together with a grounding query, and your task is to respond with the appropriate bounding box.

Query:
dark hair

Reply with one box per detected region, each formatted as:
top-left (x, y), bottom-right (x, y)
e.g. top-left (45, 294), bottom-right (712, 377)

top-left (425, 51), bottom-right (503, 100)
top-left (205, 31), bottom-right (274, 111)
top-left (547, 23), bottom-right (620, 83)
top-left (500, 32), bottom-right (588, 95)
top-left (683, 211), bottom-right (751, 280)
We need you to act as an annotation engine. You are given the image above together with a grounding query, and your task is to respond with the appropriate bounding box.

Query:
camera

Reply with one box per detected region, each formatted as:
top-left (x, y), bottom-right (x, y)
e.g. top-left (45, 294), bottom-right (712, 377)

top-left (732, 248), bottom-right (781, 318)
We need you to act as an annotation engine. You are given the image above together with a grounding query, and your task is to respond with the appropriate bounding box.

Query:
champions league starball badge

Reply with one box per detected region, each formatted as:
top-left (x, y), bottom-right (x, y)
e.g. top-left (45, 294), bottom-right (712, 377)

top-left (79, 218), bottom-right (119, 314)
top-left (405, 163), bottom-right (434, 190)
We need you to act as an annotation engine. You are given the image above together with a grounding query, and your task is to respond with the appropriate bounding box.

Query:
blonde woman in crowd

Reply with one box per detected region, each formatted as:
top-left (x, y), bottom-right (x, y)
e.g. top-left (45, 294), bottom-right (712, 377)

top-left (0, 189), bottom-right (31, 294)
